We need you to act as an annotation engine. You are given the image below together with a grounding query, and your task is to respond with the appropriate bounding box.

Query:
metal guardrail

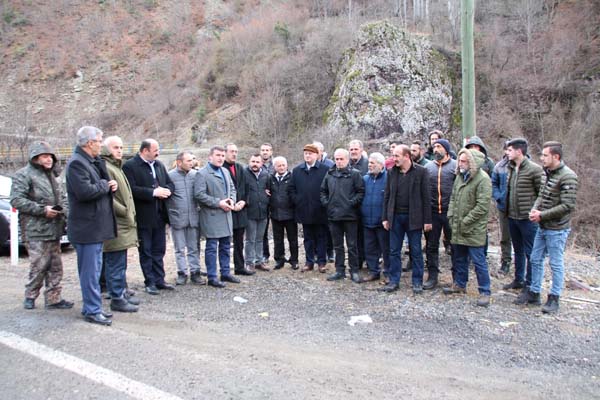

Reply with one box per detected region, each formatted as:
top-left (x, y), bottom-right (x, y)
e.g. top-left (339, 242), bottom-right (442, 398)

top-left (0, 145), bottom-right (180, 161)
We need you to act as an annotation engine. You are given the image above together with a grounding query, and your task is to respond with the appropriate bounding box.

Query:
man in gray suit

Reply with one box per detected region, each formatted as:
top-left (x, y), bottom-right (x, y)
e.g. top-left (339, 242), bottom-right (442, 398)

top-left (167, 150), bottom-right (205, 286)
top-left (194, 145), bottom-right (241, 288)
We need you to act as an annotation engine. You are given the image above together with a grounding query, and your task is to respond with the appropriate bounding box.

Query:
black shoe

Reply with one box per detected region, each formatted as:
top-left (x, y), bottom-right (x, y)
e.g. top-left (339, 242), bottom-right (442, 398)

top-left (208, 279), bottom-right (226, 288)
top-left (327, 272), bottom-right (346, 281)
top-left (124, 293), bottom-right (141, 305)
top-left (499, 261), bottom-right (510, 275)
top-left (290, 263), bottom-right (299, 270)
top-left (234, 267), bottom-right (255, 276)
top-left (221, 274), bottom-right (241, 283)
top-left (46, 299), bottom-right (74, 310)
top-left (514, 288), bottom-right (541, 305)
top-left (413, 285), bottom-right (423, 294)
top-left (110, 298), bottom-right (139, 313)
top-left (156, 283), bottom-right (175, 291)
top-left (351, 273), bottom-right (362, 283)
top-left (23, 298), bottom-right (35, 310)
top-left (502, 280), bottom-right (524, 290)
top-left (542, 294), bottom-right (560, 313)
top-left (423, 276), bottom-right (438, 290)
top-left (378, 283), bottom-right (399, 292)
top-left (327, 257), bottom-right (335, 263)
top-left (274, 263), bottom-right (285, 270)
top-left (145, 285), bottom-right (159, 295)
top-left (84, 313), bottom-right (112, 326)
top-left (176, 273), bottom-right (187, 286)
top-left (102, 311), bottom-right (113, 318)
top-left (190, 272), bottom-right (207, 285)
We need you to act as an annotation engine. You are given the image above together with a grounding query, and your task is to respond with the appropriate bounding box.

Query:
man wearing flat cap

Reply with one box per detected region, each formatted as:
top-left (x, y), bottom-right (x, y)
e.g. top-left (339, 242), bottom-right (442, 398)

top-left (289, 144), bottom-right (330, 273)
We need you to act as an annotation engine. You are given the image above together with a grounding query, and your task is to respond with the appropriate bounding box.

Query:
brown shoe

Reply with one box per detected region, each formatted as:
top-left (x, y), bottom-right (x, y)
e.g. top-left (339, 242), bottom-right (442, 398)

top-left (318, 264), bottom-right (328, 273)
top-left (255, 263), bottom-right (271, 272)
top-left (301, 264), bottom-right (314, 272)
top-left (362, 273), bottom-right (380, 282)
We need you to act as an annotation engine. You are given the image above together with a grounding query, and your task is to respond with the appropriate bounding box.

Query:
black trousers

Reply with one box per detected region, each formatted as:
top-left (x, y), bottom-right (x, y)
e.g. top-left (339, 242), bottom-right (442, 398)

top-left (272, 218), bottom-right (298, 265)
top-left (425, 212), bottom-right (451, 276)
top-left (232, 227), bottom-right (245, 272)
top-left (137, 223), bottom-right (167, 287)
top-left (262, 216), bottom-right (270, 261)
top-left (329, 220), bottom-right (359, 274)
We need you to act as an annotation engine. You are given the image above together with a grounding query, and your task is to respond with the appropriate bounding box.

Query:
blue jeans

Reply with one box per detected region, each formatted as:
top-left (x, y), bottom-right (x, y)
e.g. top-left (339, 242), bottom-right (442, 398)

top-left (73, 242), bottom-right (103, 316)
top-left (389, 214), bottom-right (423, 286)
top-left (205, 236), bottom-right (231, 281)
top-left (364, 225), bottom-right (389, 277)
top-left (508, 218), bottom-right (538, 285)
top-left (103, 249), bottom-right (127, 299)
top-left (452, 244), bottom-right (491, 295)
top-left (530, 228), bottom-right (570, 296)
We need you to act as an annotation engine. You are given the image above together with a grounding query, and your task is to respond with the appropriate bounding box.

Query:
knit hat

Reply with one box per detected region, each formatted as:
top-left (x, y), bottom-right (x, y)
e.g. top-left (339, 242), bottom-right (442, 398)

top-left (303, 144), bottom-right (319, 154)
top-left (433, 139), bottom-right (451, 155)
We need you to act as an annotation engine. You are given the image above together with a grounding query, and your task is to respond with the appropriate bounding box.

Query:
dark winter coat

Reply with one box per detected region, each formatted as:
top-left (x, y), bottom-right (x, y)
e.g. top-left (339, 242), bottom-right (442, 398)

top-left (491, 157), bottom-right (510, 212)
top-left (244, 167), bottom-right (269, 220)
top-left (533, 162), bottom-right (578, 230)
top-left (350, 156), bottom-right (368, 175)
top-left (122, 154), bottom-right (174, 229)
top-left (223, 160), bottom-right (248, 229)
top-left (465, 136), bottom-right (495, 176)
top-left (383, 163), bottom-right (432, 230)
top-left (65, 146), bottom-right (116, 244)
top-left (424, 157), bottom-right (457, 214)
top-left (360, 170), bottom-right (387, 228)
top-left (506, 157), bottom-right (543, 220)
top-left (320, 165), bottom-right (365, 221)
top-left (289, 161), bottom-right (328, 224)
top-left (10, 142), bottom-right (67, 242)
top-left (267, 171), bottom-right (295, 221)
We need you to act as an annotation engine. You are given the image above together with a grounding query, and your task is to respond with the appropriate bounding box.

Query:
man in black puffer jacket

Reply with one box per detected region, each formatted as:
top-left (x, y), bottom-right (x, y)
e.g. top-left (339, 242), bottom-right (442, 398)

top-left (320, 148), bottom-right (365, 283)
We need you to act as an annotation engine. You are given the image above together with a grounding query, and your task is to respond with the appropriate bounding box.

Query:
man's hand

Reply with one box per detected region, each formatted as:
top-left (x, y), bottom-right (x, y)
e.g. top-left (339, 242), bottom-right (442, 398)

top-left (529, 209), bottom-right (542, 223)
top-left (234, 200), bottom-right (246, 212)
top-left (44, 206), bottom-right (59, 219)
top-left (382, 221), bottom-right (390, 231)
top-left (219, 198), bottom-right (234, 211)
top-left (424, 224), bottom-right (432, 232)
top-left (107, 180), bottom-right (118, 192)
top-left (153, 187), bottom-right (172, 199)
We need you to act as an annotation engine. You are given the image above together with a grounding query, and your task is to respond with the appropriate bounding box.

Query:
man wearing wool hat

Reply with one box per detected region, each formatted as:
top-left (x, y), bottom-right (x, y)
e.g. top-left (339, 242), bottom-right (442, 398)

top-left (289, 144), bottom-right (330, 272)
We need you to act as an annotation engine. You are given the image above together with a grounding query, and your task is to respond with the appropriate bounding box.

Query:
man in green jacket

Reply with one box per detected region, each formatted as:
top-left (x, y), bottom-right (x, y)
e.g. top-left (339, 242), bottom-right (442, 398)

top-left (503, 138), bottom-right (543, 303)
top-left (101, 136), bottom-right (139, 313)
top-left (523, 141), bottom-right (578, 313)
top-left (10, 142), bottom-right (73, 310)
top-left (444, 148), bottom-right (492, 307)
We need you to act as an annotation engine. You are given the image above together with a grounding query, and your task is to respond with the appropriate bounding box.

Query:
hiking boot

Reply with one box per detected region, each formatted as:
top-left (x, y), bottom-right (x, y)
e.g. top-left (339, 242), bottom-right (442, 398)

top-left (514, 289), bottom-right (541, 305)
top-left (499, 261), bottom-right (510, 275)
top-left (502, 280), bottom-right (524, 290)
top-left (542, 294), bottom-right (560, 314)
top-left (476, 294), bottom-right (491, 307)
top-left (24, 298), bottom-right (35, 310)
top-left (176, 273), bottom-right (187, 286)
top-left (190, 271), bottom-right (206, 285)
top-left (443, 284), bottom-right (466, 295)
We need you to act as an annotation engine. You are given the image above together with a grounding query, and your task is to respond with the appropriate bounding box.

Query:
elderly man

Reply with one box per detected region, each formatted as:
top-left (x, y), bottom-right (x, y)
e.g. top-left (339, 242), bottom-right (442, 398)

top-left (123, 139), bottom-right (175, 295)
top-left (381, 145), bottom-right (432, 294)
top-left (320, 148), bottom-right (365, 283)
top-left (10, 142), bottom-right (73, 311)
top-left (194, 145), bottom-right (240, 288)
top-left (244, 153), bottom-right (270, 271)
top-left (443, 148), bottom-right (493, 307)
top-left (289, 144), bottom-right (329, 272)
top-left (267, 156), bottom-right (298, 270)
top-left (167, 150), bottom-right (205, 286)
top-left (223, 143), bottom-right (254, 276)
top-left (502, 138), bottom-right (543, 303)
top-left (100, 136), bottom-right (139, 313)
top-left (360, 152), bottom-right (389, 282)
top-left (522, 142), bottom-right (578, 313)
top-left (66, 126), bottom-right (117, 325)
top-left (423, 139), bottom-right (456, 289)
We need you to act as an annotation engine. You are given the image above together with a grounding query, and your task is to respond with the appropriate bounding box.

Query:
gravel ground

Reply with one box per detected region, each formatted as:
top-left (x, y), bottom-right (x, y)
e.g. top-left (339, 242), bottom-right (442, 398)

top-left (1, 236), bottom-right (599, 399)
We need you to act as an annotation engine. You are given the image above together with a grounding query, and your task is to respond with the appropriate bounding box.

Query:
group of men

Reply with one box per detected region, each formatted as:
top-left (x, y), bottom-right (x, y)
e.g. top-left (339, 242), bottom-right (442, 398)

top-left (10, 126), bottom-right (578, 326)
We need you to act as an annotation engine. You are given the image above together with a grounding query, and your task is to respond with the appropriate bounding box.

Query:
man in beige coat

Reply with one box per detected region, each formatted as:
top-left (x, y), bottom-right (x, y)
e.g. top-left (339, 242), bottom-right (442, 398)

top-left (101, 136), bottom-right (139, 312)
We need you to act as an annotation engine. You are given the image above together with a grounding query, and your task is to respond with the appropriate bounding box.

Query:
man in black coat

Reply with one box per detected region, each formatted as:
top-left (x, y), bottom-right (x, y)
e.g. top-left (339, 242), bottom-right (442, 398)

top-left (267, 156), bottom-right (298, 270)
top-left (66, 126), bottom-right (117, 326)
top-left (289, 144), bottom-right (329, 273)
top-left (123, 139), bottom-right (175, 295)
top-left (381, 144), bottom-right (432, 294)
top-left (223, 143), bottom-right (254, 276)
top-left (244, 154), bottom-right (270, 271)
top-left (320, 149), bottom-right (365, 283)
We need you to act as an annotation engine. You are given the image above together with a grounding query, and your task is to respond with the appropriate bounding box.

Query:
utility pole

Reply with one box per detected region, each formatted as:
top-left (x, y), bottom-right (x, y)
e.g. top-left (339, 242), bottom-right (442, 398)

top-left (461, 0), bottom-right (475, 144)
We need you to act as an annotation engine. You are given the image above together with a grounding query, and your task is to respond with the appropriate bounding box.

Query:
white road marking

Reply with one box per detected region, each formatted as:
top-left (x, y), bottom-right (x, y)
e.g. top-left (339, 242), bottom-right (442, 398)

top-left (0, 330), bottom-right (184, 400)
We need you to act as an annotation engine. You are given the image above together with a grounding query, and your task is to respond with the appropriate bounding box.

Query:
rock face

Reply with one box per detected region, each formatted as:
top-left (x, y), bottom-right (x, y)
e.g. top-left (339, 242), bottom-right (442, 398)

top-left (325, 21), bottom-right (454, 140)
